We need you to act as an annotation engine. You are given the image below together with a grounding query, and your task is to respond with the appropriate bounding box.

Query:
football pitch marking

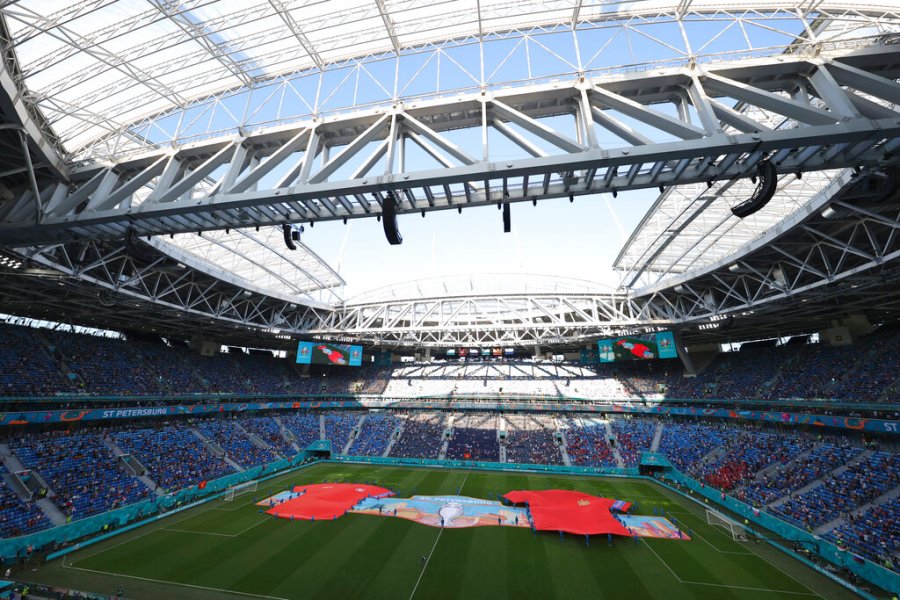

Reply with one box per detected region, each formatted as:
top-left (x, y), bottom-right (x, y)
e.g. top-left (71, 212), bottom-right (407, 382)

top-left (642, 532), bottom-right (819, 596)
top-left (69, 502), bottom-right (212, 564)
top-left (63, 564), bottom-right (290, 600)
top-left (666, 510), bottom-right (754, 555)
top-left (664, 505), bottom-right (822, 597)
top-left (71, 469), bottom-right (327, 564)
top-left (408, 470), bottom-right (470, 600)
top-left (162, 516), bottom-right (269, 538)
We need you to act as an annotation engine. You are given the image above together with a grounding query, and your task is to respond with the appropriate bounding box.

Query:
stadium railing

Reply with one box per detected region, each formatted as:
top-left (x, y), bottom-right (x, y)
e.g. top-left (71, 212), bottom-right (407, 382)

top-left (1, 400), bottom-right (896, 437)
top-left (0, 392), bottom-right (895, 414)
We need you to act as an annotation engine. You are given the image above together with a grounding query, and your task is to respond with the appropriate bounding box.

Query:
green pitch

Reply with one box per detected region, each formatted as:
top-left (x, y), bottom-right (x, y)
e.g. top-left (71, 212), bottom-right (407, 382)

top-left (29, 463), bottom-right (863, 599)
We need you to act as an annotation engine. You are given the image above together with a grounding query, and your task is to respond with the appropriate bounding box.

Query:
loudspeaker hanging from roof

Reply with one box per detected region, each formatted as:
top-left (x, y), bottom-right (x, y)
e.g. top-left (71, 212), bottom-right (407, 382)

top-left (731, 159), bottom-right (777, 219)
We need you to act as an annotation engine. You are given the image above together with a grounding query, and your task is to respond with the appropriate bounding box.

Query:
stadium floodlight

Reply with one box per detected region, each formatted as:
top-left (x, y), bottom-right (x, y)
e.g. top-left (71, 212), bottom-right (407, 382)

top-left (821, 205), bottom-right (838, 218)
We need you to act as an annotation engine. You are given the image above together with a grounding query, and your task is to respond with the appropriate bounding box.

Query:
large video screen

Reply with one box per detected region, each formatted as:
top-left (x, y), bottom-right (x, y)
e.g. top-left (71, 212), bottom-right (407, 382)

top-left (296, 341), bottom-right (363, 366)
top-left (597, 331), bottom-right (677, 362)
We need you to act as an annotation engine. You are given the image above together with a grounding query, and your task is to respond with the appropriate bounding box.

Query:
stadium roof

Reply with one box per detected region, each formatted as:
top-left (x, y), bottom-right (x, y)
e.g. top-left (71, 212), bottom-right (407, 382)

top-left (5, 0), bottom-right (897, 163)
top-left (149, 228), bottom-right (344, 304)
top-left (347, 273), bottom-right (612, 303)
top-left (614, 169), bottom-right (843, 288)
top-left (1, 1), bottom-right (900, 345)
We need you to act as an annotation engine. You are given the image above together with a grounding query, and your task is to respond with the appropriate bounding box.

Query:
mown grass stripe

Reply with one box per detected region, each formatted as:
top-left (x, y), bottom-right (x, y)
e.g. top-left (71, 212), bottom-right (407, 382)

top-left (37, 465), bottom-right (863, 600)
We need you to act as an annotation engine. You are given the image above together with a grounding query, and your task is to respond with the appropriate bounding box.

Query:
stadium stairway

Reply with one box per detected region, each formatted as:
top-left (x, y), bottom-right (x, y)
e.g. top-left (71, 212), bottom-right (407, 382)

top-left (0, 445), bottom-right (34, 502)
top-left (1, 448), bottom-right (54, 502)
top-left (273, 416), bottom-right (301, 453)
top-left (768, 449), bottom-right (874, 509)
top-left (557, 426), bottom-right (572, 467)
top-left (498, 415), bottom-right (508, 464)
top-left (1, 445), bottom-right (67, 527)
top-left (342, 414), bottom-right (366, 455)
top-left (699, 445), bottom-right (728, 468)
top-left (32, 329), bottom-right (80, 389)
top-left (35, 496), bottom-right (66, 526)
top-left (605, 421), bottom-right (625, 469)
top-left (650, 422), bottom-right (664, 452)
top-left (878, 373), bottom-right (900, 401)
top-left (438, 415), bottom-right (453, 461)
top-left (234, 422), bottom-right (278, 458)
top-left (101, 437), bottom-right (163, 496)
top-left (815, 483), bottom-right (900, 535)
top-left (319, 415), bottom-right (326, 441)
top-left (752, 443), bottom-right (818, 484)
top-left (382, 420), bottom-right (404, 458)
top-left (191, 428), bottom-right (245, 472)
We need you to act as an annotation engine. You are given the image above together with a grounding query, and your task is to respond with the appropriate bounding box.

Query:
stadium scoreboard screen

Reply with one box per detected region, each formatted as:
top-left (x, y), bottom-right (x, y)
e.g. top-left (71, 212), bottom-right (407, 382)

top-left (296, 341), bottom-right (363, 366)
top-left (597, 331), bottom-right (677, 362)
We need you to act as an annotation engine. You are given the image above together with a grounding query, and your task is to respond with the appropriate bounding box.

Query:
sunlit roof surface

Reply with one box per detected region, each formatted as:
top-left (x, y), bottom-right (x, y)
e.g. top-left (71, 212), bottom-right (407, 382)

top-left (147, 226), bottom-right (344, 304)
top-left (613, 11), bottom-right (900, 288)
top-left (6, 1), bottom-right (897, 162)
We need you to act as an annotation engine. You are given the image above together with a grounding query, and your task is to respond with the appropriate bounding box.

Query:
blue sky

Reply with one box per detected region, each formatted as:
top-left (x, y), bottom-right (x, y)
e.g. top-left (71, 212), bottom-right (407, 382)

top-left (302, 187), bottom-right (657, 298)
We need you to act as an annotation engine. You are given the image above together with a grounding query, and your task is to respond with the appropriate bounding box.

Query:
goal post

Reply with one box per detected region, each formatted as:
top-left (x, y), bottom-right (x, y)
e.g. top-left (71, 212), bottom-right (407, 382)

top-left (706, 508), bottom-right (749, 541)
top-left (224, 480), bottom-right (258, 501)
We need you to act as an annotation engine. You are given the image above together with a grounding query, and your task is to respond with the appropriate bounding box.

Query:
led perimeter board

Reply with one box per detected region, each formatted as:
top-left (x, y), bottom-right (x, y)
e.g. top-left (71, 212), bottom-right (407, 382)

top-left (297, 341), bottom-right (363, 366)
top-left (598, 332), bottom-right (677, 362)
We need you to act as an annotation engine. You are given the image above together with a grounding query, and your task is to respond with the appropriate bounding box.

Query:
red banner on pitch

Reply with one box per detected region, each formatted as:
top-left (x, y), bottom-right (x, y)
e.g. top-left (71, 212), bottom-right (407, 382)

top-left (503, 490), bottom-right (632, 536)
top-left (266, 483), bottom-right (393, 521)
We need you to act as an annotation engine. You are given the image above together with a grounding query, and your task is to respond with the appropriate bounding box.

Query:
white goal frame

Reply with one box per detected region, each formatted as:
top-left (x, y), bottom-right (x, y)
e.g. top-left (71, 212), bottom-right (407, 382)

top-left (706, 509), bottom-right (749, 541)
top-left (224, 480), bottom-right (258, 501)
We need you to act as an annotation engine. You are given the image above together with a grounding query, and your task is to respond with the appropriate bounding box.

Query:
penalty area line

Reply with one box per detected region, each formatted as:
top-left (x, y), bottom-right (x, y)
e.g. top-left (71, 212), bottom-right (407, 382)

top-left (162, 517), bottom-right (270, 539)
top-left (643, 538), bottom-right (818, 596)
top-left (682, 580), bottom-right (819, 596)
top-left (62, 563), bottom-right (290, 600)
top-left (68, 504), bottom-right (210, 564)
top-left (668, 511), bottom-right (754, 555)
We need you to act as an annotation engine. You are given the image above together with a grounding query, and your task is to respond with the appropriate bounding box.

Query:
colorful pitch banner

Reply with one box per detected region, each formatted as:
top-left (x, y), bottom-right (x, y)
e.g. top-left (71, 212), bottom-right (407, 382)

top-left (296, 341), bottom-right (363, 366)
top-left (353, 495), bottom-right (529, 528)
top-left (262, 485), bottom-right (687, 540)
top-left (598, 331), bottom-right (677, 362)
top-left (619, 515), bottom-right (690, 540)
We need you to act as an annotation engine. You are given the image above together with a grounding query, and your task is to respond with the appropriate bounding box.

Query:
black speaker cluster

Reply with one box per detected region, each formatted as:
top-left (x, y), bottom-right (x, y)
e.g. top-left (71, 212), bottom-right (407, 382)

top-left (731, 159), bottom-right (777, 219)
top-left (382, 191), bottom-right (403, 245)
top-left (124, 227), bottom-right (158, 264)
top-left (282, 223), bottom-right (303, 250)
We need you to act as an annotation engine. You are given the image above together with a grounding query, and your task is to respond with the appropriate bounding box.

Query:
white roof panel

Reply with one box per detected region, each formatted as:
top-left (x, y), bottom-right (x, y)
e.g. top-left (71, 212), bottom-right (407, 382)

top-left (5, 0), bottom-right (896, 160)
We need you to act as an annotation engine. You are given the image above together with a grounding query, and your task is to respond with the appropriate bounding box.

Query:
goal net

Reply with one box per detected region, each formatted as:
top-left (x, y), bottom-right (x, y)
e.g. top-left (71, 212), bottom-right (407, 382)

top-left (706, 509), bottom-right (749, 541)
top-left (224, 480), bottom-right (258, 501)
